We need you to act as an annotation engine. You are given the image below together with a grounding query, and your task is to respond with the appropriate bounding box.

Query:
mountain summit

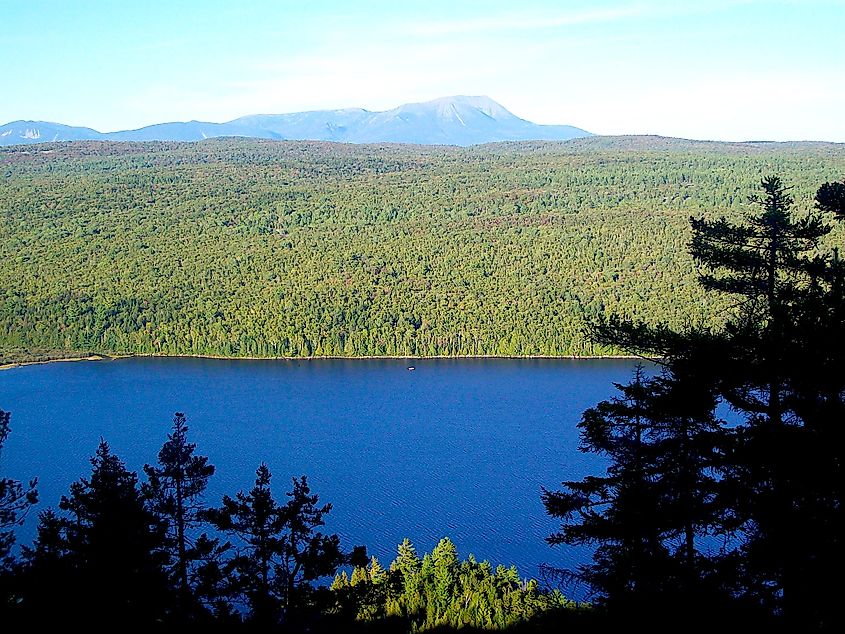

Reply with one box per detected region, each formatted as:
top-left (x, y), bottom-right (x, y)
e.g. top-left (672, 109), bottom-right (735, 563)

top-left (0, 96), bottom-right (591, 147)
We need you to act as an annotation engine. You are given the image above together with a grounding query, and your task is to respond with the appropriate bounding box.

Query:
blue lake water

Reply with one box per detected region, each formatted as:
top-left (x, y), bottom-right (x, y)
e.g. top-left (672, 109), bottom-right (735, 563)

top-left (0, 357), bottom-right (642, 595)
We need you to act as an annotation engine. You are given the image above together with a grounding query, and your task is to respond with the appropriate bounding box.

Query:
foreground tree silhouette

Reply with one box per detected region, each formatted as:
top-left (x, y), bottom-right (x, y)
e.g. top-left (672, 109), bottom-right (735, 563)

top-left (690, 176), bottom-right (837, 625)
top-left (0, 409), bottom-right (37, 621)
top-left (555, 176), bottom-right (843, 628)
top-left (543, 368), bottom-right (665, 609)
top-left (143, 412), bottom-right (228, 621)
top-left (543, 367), bottom-right (724, 617)
top-left (815, 180), bottom-right (845, 218)
top-left (690, 175), bottom-right (830, 424)
top-left (205, 465), bottom-right (348, 626)
top-left (20, 441), bottom-right (169, 625)
top-left (0, 410), bottom-right (37, 565)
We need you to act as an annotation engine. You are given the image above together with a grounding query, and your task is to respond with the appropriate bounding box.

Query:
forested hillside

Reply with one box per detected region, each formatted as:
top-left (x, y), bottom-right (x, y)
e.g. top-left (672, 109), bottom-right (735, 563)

top-left (2, 137), bottom-right (843, 362)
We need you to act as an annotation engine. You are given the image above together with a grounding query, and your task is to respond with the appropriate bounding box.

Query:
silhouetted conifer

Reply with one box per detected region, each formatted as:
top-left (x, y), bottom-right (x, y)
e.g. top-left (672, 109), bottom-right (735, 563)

top-left (0, 409), bottom-right (37, 621)
top-left (0, 410), bottom-right (37, 565)
top-left (19, 440), bottom-right (169, 626)
top-left (143, 412), bottom-right (227, 621)
top-left (692, 177), bottom-right (837, 626)
top-left (816, 180), bottom-right (845, 218)
top-left (543, 368), bottom-right (676, 615)
top-left (205, 465), bottom-right (348, 627)
top-left (558, 176), bottom-right (844, 629)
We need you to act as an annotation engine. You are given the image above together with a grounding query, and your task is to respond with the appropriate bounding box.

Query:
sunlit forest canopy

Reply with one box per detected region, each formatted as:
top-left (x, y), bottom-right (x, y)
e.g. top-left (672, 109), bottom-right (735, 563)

top-left (2, 137), bottom-right (844, 362)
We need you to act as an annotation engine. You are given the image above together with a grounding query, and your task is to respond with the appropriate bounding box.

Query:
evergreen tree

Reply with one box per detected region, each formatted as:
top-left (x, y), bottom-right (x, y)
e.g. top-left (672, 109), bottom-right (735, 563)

top-left (644, 372), bottom-right (724, 594)
top-left (206, 465), bottom-right (348, 626)
top-left (21, 440), bottom-right (169, 625)
top-left (205, 463), bottom-right (287, 625)
top-left (279, 474), bottom-right (347, 617)
top-left (0, 409), bottom-right (37, 620)
top-left (337, 555), bottom-right (389, 622)
top-left (143, 412), bottom-right (226, 620)
top-left (568, 176), bottom-right (843, 628)
top-left (387, 538), bottom-right (422, 617)
top-left (691, 177), bottom-right (837, 624)
top-left (690, 175), bottom-right (830, 423)
top-left (331, 537), bottom-right (574, 630)
top-left (543, 368), bottom-right (673, 614)
top-left (815, 180), bottom-right (845, 218)
top-left (12, 510), bottom-right (73, 621)
top-left (430, 537), bottom-right (458, 624)
top-left (0, 410), bottom-right (37, 564)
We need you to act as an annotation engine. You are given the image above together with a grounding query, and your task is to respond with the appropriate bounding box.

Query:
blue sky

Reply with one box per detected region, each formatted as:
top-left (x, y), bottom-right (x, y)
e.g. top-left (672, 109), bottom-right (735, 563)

top-left (2, 0), bottom-right (843, 141)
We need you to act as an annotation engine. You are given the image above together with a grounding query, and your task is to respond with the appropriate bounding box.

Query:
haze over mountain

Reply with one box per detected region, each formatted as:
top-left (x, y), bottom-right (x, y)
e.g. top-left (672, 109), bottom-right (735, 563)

top-left (0, 96), bottom-right (590, 147)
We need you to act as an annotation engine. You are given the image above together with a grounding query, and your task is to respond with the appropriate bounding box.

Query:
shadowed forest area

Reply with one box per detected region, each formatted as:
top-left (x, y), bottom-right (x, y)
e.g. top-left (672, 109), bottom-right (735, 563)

top-left (1, 174), bottom-right (844, 630)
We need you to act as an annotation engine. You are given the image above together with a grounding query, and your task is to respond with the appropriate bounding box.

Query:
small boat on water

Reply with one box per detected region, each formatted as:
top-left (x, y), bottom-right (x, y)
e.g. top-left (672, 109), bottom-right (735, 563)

top-left (407, 366), bottom-right (416, 371)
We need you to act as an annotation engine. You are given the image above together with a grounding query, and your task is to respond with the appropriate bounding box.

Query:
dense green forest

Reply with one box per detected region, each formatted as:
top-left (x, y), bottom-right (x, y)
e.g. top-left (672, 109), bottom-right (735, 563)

top-left (2, 137), bottom-right (844, 362)
top-left (330, 538), bottom-right (575, 630)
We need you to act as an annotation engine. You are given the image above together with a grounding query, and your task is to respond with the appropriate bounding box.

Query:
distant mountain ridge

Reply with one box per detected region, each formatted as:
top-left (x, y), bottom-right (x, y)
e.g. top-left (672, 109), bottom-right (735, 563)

top-left (0, 96), bottom-right (591, 147)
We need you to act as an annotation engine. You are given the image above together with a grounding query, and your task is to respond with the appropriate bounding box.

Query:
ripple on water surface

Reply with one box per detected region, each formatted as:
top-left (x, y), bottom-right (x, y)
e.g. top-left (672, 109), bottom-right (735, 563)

top-left (0, 356), bottom-right (643, 597)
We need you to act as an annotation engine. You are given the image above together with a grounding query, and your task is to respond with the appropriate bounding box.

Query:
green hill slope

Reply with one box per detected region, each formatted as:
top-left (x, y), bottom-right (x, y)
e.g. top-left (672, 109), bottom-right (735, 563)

top-left (2, 137), bottom-right (843, 362)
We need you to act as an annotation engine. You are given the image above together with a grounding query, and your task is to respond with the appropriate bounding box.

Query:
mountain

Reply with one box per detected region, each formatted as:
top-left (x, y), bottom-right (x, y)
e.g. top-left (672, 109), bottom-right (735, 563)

top-left (229, 96), bottom-right (591, 145)
top-left (0, 96), bottom-right (591, 147)
top-left (0, 121), bottom-right (107, 144)
top-left (105, 120), bottom-right (284, 142)
top-left (231, 108), bottom-right (371, 143)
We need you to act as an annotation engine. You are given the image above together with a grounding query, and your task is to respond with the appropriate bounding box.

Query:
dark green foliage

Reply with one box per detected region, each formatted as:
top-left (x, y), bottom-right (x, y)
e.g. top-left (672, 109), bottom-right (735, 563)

top-left (0, 409), bottom-right (37, 620)
top-left (686, 180), bottom-right (840, 625)
top-left (543, 368), bottom-right (725, 617)
top-left (0, 410), bottom-right (37, 564)
top-left (331, 537), bottom-right (576, 631)
top-left (706, 180), bottom-right (843, 628)
top-left (543, 368), bottom-right (668, 602)
top-left (690, 175), bottom-right (830, 322)
top-left (143, 412), bottom-right (228, 621)
top-left (550, 176), bottom-right (845, 629)
top-left (205, 465), bottom-right (348, 626)
top-left (18, 441), bottom-right (170, 625)
top-left (816, 180), bottom-right (845, 217)
top-left (2, 139), bottom-right (844, 361)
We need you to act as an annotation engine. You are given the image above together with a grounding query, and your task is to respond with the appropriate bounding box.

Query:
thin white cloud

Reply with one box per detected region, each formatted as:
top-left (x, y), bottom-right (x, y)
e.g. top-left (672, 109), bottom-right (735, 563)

top-left (397, 0), bottom-right (785, 38)
top-left (405, 5), bottom-right (646, 37)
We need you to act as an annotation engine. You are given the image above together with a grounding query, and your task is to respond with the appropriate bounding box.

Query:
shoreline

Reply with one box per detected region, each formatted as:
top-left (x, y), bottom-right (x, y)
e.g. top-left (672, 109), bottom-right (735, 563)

top-left (0, 354), bottom-right (112, 371)
top-left (1, 351), bottom-right (643, 371)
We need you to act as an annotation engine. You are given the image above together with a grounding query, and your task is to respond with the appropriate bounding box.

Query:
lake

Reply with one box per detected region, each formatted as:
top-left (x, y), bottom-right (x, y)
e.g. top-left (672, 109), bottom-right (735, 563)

top-left (0, 357), bottom-right (642, 596)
